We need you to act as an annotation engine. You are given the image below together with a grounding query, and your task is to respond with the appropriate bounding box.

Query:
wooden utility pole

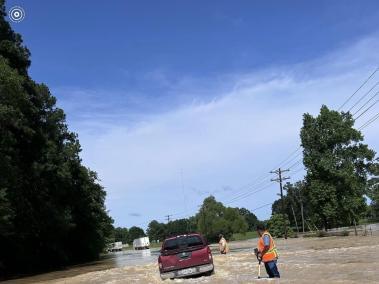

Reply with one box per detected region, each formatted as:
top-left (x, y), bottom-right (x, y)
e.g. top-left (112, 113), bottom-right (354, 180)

top-left (270, 168), bottom-right (290, 239)
top-left (284, 186), bottom-right (300, 234)
top-left (291, 183), bottom-right (305, 233)
top-left (165, 214), bottom-right (172, 223)
top-left (298, 191), bottom-right (305, 233)
top-left (291, 204), bottom-right (299, 234)
top-left (179, 169), bottom-right (191, 233)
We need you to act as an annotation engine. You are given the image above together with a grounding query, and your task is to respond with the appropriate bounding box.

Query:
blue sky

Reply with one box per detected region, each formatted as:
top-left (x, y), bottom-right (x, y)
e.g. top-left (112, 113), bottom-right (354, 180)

top-left (6, 0), bottom-right (379, 229)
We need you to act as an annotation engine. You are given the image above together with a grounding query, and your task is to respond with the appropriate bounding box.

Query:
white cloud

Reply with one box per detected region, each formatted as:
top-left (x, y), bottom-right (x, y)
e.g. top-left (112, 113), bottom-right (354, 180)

top-left (61, 35), bottom-right (379, 228)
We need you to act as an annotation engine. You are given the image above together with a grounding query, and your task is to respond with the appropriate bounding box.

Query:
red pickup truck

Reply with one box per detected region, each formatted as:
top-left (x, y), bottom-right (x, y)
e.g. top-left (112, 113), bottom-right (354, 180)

top-left (158, 233), bottom-right (214, 280)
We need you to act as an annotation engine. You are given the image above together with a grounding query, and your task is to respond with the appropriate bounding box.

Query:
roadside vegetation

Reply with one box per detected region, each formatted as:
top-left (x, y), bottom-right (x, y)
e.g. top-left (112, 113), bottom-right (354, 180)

top-left (0, 1), bottom-right (113, 278)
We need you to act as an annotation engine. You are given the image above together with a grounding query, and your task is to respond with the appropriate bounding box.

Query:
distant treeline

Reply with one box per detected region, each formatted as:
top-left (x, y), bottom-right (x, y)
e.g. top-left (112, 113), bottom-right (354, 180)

top-left (111, 197), bottom-right (260, 244)
top-left (0, 1), bottom-right (113, 277)
top-left (147, 197), bottom-right (259, 243)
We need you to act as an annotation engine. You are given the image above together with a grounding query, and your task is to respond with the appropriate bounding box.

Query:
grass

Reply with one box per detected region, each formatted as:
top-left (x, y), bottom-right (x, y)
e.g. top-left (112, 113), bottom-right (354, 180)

top-left (149, 242), bottom-right (162, 249)
top-left (231, 231), bottom-right (258, 241)
top-left (359, 218), bottom-right (379, 225)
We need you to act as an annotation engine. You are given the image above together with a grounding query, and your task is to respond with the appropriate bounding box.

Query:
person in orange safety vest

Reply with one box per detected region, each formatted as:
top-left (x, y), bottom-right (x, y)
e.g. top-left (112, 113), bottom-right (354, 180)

top-left (255, 224), bottom-right (280, 278)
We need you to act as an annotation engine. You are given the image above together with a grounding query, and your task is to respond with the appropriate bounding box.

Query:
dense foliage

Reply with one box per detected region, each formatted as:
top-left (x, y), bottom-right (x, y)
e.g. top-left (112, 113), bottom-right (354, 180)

top-left (112, 227), bottom-right (129, 244)
top-left (267, 214), bottom-right (293, 238)
top-left (146, 198), bottom-right (255, 243)
top-left (238, 207), bottom-right (259, 231)
top-left (367, 160), bottom-right (379, 219)
top-left (147, 218), bottom-right (196, 242)
top-left (127, 226), bottom-right (146, 244)
top-left (196, 196), bottom-right (248, 242)
top-left (272, 181), bottom-right (309, 232)
top-left (0, 1), bottom-right (113, 276)
top-left (300, 105), bottom-right (376, 230)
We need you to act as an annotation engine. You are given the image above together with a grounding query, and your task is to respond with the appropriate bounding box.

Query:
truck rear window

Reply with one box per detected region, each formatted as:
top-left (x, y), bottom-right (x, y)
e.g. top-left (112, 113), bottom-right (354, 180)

top-left (163, 236), bottom-right (204, 251)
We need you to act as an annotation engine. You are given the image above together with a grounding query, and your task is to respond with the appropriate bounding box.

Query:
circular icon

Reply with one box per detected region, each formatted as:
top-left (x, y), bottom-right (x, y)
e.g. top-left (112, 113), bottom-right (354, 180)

top-left (9, 6), bottom-right (25, 23)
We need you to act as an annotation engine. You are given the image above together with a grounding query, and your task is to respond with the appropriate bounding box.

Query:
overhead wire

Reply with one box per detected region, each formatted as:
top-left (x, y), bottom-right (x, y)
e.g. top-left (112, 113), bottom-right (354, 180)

top-left (136, 67), bottom-right (379, 228)
top-left (354, 99), bottom-right (379, 120)
top-left (359, 112), bottom-right (379, 130)
top-left (348, 82), bottom-right (379, 113)
top-left (338, 67), bottom-right (379, 111)
top-left (352, 91), bottom-right (379, 117)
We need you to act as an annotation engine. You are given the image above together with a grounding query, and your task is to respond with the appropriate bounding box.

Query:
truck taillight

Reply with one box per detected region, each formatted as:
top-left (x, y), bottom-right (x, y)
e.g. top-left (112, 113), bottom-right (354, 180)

top-left (208, 253), bottom-right (212, 260)
top-left (159, 262), bottom-right (162, 269)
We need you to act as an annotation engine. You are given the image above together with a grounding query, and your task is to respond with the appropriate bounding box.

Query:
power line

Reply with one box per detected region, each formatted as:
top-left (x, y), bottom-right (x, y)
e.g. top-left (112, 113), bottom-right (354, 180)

top-left (338, 67), bottom-right (379, 111)
top-left (224, 182), bottom-right (273, 205)
top-left (354, 99), bottom-right (379, 120)
top-left (250, 202), bottom-right (273, 212)
top-left (279, 151), bottom-right (302, 169)
top-left (218, 148), bottom-right (303, 206)
top-left (271, 146), bottom-right (302, 171)
top-left (352, 91), bottom-right (379, 117)
top-left (290, 167), bottom-right (306, 176)
top-left (359, 111), bottom-right (379, 130)
top-left (217, 174), bottom-right (272, 202)
top-left (287, 159), bottom-right (303, 170)
top-left (348, 82), bottom-right (379, 113)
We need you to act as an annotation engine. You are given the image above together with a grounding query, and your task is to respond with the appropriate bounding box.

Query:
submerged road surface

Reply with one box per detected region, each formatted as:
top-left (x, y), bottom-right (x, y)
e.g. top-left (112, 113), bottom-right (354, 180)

top-left (6, 230), bottom-right (379, 283)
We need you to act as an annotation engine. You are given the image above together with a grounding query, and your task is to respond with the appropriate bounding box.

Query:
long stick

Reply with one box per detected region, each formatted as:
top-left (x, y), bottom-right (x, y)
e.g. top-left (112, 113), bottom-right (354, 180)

top-left (258, 261), bottom-right (261, 279)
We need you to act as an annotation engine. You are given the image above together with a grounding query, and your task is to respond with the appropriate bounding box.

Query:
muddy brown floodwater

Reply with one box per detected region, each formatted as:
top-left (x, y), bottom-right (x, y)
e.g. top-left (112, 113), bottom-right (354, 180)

top-left (6, 232), bottom-right (379, 283)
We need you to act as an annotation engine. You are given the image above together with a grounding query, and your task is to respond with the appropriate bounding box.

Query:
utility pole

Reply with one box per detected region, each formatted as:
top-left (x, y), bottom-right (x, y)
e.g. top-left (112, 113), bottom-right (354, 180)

top-left (283, 186), bottom-right (300, 234)
top-left (198, 204), bottom-right (206, 236)
top-left (270, 168), bottom-right (290, 239)
top-left (297, 189), bottom-right (305, 233)
top-left (290, 204), bottom-right (299, 234)
top-left (165, 214), bottom-right (172, 223)
top-left (291, 182), bottom-right (305, 234)
top-left (180, 169), bottom-right (191, 233)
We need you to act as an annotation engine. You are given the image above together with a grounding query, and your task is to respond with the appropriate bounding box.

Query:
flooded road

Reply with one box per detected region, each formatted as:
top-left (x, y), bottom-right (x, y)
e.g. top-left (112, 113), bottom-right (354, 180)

top-left (4, 249), bottom-right (161, 284)
top-left (6, 231), bottom-right (379, 283)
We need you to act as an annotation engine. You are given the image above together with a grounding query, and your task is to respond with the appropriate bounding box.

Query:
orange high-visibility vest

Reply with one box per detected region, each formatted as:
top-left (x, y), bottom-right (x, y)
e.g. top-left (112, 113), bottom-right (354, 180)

top-left (257, 231), bottom-right (278, 263)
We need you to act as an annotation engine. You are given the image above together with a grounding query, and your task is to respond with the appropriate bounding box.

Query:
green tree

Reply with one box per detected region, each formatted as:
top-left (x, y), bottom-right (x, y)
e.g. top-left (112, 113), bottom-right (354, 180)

top-left (225, 207), bottom-right (248, 234)
top-left (127, 226), bottom-right (145, 244)
top-left (238, 208), bottom-right (259, 231)
top-left (196, 196), bottom-right (248, 242)
top-left (267, 214), bottom-right (293, 238)
top-left (272, 181), bottom-right (309, 232)
top-left (113, 227), bottom-right (129, 244)
top-left (301, 105), bottom-right (375, 230)
top-left (167, 218), bottom-right (191, 236)
top-left (0, 1), bottom-right (113, 276)
top-left (147, 220), bottom-right (166, 242)
top-left (367, 160), bottom-right (379, 219)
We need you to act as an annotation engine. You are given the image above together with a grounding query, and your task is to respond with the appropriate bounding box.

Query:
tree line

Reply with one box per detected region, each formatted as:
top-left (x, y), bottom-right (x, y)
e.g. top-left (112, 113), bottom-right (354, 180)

top-left (112, 196), bottom-right (260, 245)
top-left (0, 1), bottom-right (113, 277)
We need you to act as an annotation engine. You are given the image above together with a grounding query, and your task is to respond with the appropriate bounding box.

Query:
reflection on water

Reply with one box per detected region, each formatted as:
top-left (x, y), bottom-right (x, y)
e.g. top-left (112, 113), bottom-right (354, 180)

top-left (112, 248), bottom-right (157, 267)
top-left (4, 249), bottom-right (160, 283)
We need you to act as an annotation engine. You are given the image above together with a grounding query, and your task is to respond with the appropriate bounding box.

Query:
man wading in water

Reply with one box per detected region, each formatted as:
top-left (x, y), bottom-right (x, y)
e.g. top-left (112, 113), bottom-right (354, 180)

top-left (255, 224), bottom-right (280, 278)
top-left (218, 234), bottom-right (229, 254)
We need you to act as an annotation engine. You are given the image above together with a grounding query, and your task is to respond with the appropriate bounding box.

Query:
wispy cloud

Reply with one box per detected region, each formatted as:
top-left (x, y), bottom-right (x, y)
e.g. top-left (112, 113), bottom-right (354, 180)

top-left (56, 34), bottom-right (379, 228)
